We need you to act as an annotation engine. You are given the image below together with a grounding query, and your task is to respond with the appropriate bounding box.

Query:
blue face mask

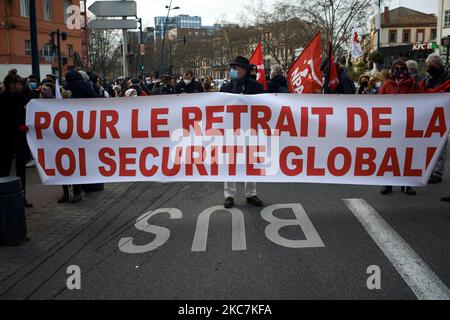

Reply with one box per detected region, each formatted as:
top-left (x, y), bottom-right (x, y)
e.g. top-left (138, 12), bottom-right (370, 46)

top-left (29, 82), bottom-right (38, 90)
top-left (230, 69), bottom-right (239, 80)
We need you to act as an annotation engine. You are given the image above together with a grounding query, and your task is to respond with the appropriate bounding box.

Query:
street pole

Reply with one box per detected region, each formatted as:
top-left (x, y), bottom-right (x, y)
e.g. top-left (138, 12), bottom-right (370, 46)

top-left (377, 0), bottom-right (381, 51)
top-left (139, 18), bottom-right (144, 78)
top-left (29, 0), bottom-right (40, 78)
top-left (122, 16), bottom-right (129, 77)
top-left (160, 0), bottom-right (173, 76)
top-left (169, 41), bottom-right (172, 75)
top-left (57, 29), bottom-right (62, 79)
top-left (447, 42), bottom-right (450, 69)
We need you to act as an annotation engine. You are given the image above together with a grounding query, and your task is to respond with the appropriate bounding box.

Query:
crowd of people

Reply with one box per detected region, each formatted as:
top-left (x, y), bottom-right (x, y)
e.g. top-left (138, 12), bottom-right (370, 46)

top-left (0, 52), bottom-right (449, 209)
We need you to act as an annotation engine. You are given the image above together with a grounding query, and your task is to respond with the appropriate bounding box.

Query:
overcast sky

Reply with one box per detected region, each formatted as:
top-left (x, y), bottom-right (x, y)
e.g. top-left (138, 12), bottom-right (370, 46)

top-left (86, 0), bottom-right (439, 28)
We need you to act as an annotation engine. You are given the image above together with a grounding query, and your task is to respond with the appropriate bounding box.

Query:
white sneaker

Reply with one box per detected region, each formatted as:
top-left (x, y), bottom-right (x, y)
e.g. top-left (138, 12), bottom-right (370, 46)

top-left (26, 160), bottom-right (36, 167)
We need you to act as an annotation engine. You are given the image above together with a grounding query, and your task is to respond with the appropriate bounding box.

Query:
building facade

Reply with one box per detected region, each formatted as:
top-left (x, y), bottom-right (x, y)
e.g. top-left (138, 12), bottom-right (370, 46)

top-left (368, 6), bottom-right (437, 69)
top-left (437, 0), bottom-right (450, 41)
top-left (154, 14), bottom-right (201, 39)
top-left (0, 0), bottom-right (84, 79)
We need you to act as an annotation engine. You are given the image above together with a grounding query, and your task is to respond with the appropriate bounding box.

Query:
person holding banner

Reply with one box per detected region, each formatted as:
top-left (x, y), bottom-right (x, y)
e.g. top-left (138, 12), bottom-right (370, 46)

top-left (379, 59), bottom-right (417, 196)
top-left (175, 70), bottom-right (204, 94)
top-left (418, 54), bottom-right (450, 185)
top-left (220, 56), bottom-right (264, 209)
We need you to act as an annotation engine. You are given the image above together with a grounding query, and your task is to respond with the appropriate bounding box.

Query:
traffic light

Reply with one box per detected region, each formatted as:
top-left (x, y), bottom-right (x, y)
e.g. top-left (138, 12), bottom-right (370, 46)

top-left (49, 32), bottom-right (56, 52)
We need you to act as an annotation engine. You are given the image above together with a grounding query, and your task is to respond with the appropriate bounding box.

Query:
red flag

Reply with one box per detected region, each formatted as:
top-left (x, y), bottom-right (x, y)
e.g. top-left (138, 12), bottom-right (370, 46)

top-left (328, 41), bottom-right (340, 90)
top-left (249, 42), bottom-right (268, 90)
top-left (287, 32), bottom-right (323, 94)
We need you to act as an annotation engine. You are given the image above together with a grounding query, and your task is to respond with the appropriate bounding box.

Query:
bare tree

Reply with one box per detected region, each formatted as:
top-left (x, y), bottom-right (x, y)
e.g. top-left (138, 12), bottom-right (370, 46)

top-left (294, 0), bottom-right (374, 53)
top-left (244, 0), bottom-right (319, 70)
top-left (88, 28), bottom-right (122, 79)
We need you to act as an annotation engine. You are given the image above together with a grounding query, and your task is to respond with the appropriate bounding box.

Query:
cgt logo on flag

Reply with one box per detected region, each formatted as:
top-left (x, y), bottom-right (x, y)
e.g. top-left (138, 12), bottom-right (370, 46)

top-left (288, 32), bottom-right (323, 94)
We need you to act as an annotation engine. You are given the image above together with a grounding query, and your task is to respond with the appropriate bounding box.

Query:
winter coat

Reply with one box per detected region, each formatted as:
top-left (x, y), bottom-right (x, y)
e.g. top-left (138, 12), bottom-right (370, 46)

top-left (379, 77), bottom-right (416, 94)
top-left (267, 74), bottom-right (288, 93)
top-left (334, 67), bottom-right (356, 94)
top-left (63, 71), bottom-right (97, 99)
top-left (175, 80), bottom-right (204, 94)
top-left (152, 83), bottom-right (175, 95)
top-left (220, 75), bottom-right (264, 94)
top-left (418, 68), bottom-right (450, 93)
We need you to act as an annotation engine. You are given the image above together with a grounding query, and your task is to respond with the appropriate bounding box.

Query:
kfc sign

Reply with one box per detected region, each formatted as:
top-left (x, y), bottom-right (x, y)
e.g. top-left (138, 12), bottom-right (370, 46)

top-left (412, 43), bottom-right (434, 51)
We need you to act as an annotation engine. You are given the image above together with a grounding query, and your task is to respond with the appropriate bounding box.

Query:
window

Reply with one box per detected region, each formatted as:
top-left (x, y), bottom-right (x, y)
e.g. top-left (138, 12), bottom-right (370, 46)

top-left (389, 30), bottom-right (397, 43)
top-left (64, 0), bottom-right (72, 23)
top-left (402, 30), bottom-right (410, 43)
top-left (67, 44), bottom-right (74, 58)
top-left (25, 40), bottom-right (31, 55)
top-left (445, 10), bottom-right (450, 27)
top-left (417, 29), bottom-right (425, 42)
top-left (40, 43), bottom-right (52, 58)
top-left (20, 0), bottom-right (30, 17)
top-left (43, 0), bottom-right (53, 21)
top-left (431, 29), bottom-right (437, 40)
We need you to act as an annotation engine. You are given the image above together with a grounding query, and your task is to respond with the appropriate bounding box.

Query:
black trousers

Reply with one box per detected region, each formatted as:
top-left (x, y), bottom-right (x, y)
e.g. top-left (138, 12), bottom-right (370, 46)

top-left (0, 135), bottom-right (27, 195)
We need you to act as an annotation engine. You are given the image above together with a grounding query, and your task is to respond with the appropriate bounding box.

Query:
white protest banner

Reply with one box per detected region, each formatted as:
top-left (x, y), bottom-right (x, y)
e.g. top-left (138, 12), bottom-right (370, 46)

top-left (26, 93), bottom-right (450, 186)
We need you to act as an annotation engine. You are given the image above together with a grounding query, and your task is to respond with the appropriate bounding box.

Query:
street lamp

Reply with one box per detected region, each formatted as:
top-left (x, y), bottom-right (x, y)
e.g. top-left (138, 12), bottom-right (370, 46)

top-left (159, 1), bottom-right (180, 76)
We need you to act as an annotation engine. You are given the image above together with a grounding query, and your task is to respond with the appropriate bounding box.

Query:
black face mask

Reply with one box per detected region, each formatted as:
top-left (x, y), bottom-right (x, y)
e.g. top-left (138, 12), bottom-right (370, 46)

top-left (360, 81), bottom-right (368, 87)
top-left (427, 66), bottom-right (441, 77)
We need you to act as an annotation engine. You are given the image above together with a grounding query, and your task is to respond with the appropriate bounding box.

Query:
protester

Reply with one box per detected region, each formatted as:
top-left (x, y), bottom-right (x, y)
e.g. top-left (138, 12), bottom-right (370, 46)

top-left (357, 74), bottom-right (370, 94)
top-left (112, 85), bottom-right (122, 97)
top-left (45, 73), bottom-right (57, 84)
top-left (153, 75), bottom-right (175, 95)
top-left (379, 59), bottom-right (417, 196)
top-left (418, 54), bottom-right (450, 186)
top-left (249, 64), bottom-right (258, 81)
top-left (406, 60), bottom-right (422, 91)
top-left (124, 88), bottom-right (138, 97)
top-left (0, 73), bottom-right (33, 207)
top-left (321, 59), bottom-right (356, 94)
top-left (203, 80), bottom-right (214, 92)
top-left (380, 69), bottom-right (391, 86)
top-left (267, 65), bottom-right (288, 93)
top-left (27, 75), bottom-right (41, 99)
top-left (175, 70), bottom-right (204, 94)
top-left (60, 70), bottom-right (97, 203)
top-left (220, 56), bottom-right (264, 209)
top-left (364, 76), bottom-right (381, 94)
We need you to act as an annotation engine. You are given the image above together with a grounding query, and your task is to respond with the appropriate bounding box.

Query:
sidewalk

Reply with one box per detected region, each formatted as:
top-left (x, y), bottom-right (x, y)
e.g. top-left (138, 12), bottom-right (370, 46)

top-left (0, 166), bottom-right (135, 293)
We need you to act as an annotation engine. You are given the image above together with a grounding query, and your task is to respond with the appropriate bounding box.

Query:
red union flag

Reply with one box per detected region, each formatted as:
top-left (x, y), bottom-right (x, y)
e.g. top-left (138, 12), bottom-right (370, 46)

top-left (249, 42), bottom-right (268, 90)
top-left (288, 32), bottom-right (323, 94)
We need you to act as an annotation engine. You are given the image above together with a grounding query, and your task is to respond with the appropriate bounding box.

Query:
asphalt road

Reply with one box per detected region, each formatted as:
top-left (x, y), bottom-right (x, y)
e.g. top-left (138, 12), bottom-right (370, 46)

top-left (1, 165), bottom-right (449, 300)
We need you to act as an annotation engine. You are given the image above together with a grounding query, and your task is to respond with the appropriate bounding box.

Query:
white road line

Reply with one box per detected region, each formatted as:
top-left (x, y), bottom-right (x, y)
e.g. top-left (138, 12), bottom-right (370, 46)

top-left (344, 198), bottom-right (450, 300)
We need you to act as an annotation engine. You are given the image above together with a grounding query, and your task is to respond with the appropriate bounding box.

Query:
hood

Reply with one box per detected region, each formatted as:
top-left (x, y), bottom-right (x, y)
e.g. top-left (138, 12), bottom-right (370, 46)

top-left (65, 70), bottom-right (84, 82)
top-left (271, 74), bottom-right (287, 87)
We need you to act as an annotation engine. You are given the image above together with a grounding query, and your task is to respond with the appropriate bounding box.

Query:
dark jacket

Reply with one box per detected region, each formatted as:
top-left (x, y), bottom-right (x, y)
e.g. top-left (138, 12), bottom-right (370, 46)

top-left (220, 75), bottom-right (264, 94)
top-left (267, 74), bottom-right (288, 93)
top-left (0, 90), bottom-right (21, 140)
top-left (419, 68), bottom-right (450, 92)
top-left (175, 79), bottom-right (204, 94)
top-left (63, 71), bottom-right (97, 99)
top-left (152, 83), bottom-right (175, 95)
top-left (334, 67), bottom-right (356, 94)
